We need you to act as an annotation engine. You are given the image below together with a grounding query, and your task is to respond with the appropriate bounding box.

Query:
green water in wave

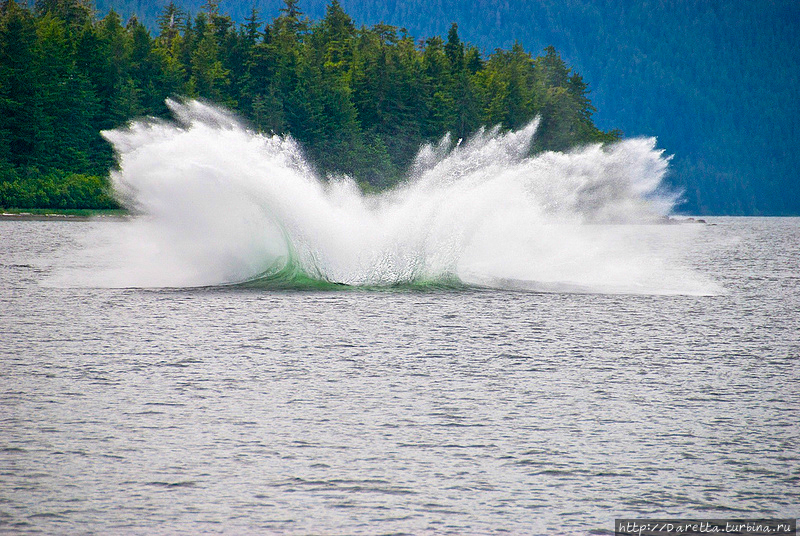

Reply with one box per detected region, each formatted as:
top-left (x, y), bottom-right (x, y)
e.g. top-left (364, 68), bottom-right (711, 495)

top-left (236, 259), bottom-right (466, 291)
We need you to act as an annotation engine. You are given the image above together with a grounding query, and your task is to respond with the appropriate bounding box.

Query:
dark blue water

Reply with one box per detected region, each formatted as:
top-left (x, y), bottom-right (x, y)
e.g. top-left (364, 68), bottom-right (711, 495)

top-left (1, 217), bottom-right (798, 535)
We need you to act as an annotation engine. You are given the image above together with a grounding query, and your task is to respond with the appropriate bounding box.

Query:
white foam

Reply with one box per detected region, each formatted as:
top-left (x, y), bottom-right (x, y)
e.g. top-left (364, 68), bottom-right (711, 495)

top-left (51, 99), bottom-right (720, 295)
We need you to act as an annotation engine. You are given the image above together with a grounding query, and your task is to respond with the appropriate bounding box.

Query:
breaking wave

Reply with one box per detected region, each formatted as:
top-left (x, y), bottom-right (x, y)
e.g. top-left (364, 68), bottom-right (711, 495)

top-left (55, 99), bottom-right (719, 295)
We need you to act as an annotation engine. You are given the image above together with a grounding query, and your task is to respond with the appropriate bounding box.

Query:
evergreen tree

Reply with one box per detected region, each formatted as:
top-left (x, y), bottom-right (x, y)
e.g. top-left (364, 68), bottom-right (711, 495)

top-left (156, 1), bottom-right (184, 49)
top-left (189, 12), bottom-right (229, 102)
top-left (33, 14), bottom-right (97, 171)
top-left (444, 23), bottom-right (463, 72)
top-left (0, 1), bottom-right (38, 167)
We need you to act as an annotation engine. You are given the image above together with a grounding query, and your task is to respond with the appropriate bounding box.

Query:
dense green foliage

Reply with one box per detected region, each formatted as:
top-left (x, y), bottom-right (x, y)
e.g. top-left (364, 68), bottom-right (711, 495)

top-left (0, 0), bottom-right (615, 209)
top-left (0, 164), bottom-right (118, 208)
top-left (93, 0), bottom-right (800, 215)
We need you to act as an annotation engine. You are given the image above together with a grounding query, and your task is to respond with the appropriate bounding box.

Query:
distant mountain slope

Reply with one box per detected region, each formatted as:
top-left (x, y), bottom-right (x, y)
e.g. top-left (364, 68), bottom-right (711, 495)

top-left (95, 0), bottom-right (800, 215)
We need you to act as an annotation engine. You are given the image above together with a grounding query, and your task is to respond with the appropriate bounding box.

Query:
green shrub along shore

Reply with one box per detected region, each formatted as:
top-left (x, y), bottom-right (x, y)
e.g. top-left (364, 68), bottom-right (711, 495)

top-left (0, 0), bottom-right (618, 210)
top-left (0, 166), bottom-right (119, 210)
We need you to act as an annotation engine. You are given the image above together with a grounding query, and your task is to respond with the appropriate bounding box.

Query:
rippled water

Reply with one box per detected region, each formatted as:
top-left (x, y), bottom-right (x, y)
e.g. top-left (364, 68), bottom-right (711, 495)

top-left (1, 218), bottom-right (798, 535)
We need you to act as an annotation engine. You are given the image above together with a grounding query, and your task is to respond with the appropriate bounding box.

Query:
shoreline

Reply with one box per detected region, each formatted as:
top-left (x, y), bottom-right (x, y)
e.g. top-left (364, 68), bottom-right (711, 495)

top-left (1, 211), bottom-right (129, 222)
top-left (1, 211), bottom-right (707, 224)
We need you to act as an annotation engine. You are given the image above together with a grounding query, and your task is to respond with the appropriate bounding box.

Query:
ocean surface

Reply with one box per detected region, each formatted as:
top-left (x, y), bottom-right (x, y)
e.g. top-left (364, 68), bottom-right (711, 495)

top-left (0, 217), bottom-right (798, 535)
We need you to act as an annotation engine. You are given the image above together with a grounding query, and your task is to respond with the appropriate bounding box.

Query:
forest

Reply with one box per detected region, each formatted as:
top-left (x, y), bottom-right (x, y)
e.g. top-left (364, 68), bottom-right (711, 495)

top-left (86, 0), bottom-right (799, 216)
top-left (0, 0), bottom-right (617, 210)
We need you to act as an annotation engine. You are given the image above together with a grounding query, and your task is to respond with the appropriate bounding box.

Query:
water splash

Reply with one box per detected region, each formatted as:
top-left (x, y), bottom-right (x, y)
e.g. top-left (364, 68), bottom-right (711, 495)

top-left (57, 99), bottom-right (719, 295)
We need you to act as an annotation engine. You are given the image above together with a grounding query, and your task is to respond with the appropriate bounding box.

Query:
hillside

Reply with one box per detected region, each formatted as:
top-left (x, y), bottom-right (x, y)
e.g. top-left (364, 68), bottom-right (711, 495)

top-left (94, 0), bottom-right (800, 215)
top-left (1, 0), bottom-right (615, 208)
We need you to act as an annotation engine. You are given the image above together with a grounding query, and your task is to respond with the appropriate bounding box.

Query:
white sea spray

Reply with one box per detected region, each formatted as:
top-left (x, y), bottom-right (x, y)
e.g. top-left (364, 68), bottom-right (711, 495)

top-left (53, 99), bottom-right (719, 295)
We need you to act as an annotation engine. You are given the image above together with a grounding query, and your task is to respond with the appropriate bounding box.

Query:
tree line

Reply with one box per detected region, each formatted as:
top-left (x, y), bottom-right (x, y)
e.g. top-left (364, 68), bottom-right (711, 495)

top-left (0, 0), bottom-right (618, 209)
